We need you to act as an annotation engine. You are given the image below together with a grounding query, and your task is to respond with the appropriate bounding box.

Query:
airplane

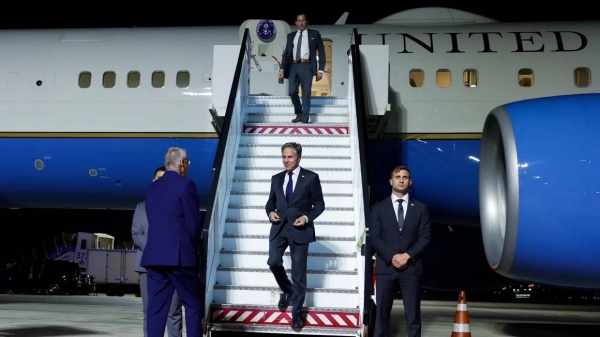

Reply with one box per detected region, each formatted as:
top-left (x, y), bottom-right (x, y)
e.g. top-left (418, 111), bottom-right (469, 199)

top-left (0, 7), bottom-right (598, 291)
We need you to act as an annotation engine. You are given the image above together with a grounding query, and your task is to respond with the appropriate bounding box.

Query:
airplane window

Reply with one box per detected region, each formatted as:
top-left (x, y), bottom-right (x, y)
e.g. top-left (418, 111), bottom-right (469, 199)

top-left (463, 69), bottom-right (478, 87)
top-left (518, 68), bottom-right (533, 87)
top-left (152, 71), bottom-right (165, 88)
top-left (78, 72), bottom-right (92, 88)
top-left (436, 69), bottom-right (451, 88)
top-left (574, 67), bottom-right (590, 88)
top-left (409, 69), bottom-right (424, 87)
top-left (176, 71), bottom-right (190, 88)
top-left (103, 71), bottom-right (116, 88)
top-left (127, 71), bottom-right (140, 88)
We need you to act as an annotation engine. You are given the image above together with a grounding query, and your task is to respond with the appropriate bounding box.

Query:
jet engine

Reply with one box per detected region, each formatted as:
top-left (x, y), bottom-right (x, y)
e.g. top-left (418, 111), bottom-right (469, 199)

top-left (479, 93), bottom-right (600, 289)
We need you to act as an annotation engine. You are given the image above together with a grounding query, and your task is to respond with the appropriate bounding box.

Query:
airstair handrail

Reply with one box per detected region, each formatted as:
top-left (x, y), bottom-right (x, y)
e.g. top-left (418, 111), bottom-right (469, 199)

top-left (349, 27), bottom-right (374, 329)
top-left (199, 28), bottom-right (252, 329)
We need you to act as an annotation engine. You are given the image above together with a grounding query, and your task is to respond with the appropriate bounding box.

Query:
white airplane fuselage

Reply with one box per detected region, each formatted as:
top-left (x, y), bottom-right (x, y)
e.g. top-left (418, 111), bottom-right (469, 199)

top-left (0, 21), bottom-right (598, 216)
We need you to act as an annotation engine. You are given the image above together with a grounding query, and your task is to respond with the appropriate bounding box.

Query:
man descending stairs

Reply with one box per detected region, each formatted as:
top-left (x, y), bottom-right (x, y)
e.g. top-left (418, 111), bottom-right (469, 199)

top-left (208, 95), bottom-right (362, 336)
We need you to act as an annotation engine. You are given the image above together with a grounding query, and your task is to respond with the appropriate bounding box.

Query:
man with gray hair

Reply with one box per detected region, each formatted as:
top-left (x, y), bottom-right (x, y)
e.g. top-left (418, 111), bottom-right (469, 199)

top-left (142, 146), bottom-right (203, 337)
top-left (265, 142), bottom-right (325, 330)
top-left (132, 165), bottom-right (183, 337)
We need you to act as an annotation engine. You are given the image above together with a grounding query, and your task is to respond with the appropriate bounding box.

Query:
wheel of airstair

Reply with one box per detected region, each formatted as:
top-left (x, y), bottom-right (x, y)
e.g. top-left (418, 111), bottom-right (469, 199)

top-left (208, 94), bottom-right (362, 336)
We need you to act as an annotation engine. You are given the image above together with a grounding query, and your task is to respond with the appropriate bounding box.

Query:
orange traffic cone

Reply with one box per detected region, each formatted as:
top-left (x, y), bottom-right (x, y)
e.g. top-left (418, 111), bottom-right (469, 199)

top-left (451, 291), bottom-right (471, 336)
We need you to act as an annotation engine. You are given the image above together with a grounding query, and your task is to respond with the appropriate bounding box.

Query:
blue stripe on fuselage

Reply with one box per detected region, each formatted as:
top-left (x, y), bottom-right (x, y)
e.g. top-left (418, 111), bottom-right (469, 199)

top-left (0, 138), bottom-right (218, 209)
top-left (0, 137), bottom-right (481, 224)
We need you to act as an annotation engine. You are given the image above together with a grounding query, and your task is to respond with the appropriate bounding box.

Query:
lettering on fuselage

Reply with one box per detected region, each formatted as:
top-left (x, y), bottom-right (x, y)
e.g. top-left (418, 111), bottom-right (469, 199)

top-left (353, 31), bottom-right (587, 54)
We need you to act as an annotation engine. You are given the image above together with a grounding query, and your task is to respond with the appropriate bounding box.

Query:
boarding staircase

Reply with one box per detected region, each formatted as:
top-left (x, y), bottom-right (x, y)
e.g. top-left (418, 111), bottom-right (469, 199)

top-left (212, 95), bottom-right (358, 335)
top-left (201, 27), bottom-right (388, 336)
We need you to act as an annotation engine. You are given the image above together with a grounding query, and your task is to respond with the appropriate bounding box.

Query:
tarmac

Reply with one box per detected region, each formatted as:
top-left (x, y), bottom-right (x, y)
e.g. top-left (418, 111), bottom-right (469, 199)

top-left (0, 294), bottom-right (599, 336)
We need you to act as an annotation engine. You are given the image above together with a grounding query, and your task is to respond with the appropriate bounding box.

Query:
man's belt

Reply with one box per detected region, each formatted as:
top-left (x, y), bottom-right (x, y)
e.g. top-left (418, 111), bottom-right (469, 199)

top-left (291, 59), bottom-right (311, 64)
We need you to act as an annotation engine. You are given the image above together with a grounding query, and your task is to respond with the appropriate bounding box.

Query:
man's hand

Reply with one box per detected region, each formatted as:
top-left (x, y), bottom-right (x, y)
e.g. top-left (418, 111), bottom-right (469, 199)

top-left (269, 212), bottom-right (280, 222)
top-left (278, 70), bottom-right (284, 79)
top-left (294, 216), bottom-right (307, 227)
top-left (316, 72), bottom-right (323, 81)
top-left (392, 253), bottom-right (410, 269)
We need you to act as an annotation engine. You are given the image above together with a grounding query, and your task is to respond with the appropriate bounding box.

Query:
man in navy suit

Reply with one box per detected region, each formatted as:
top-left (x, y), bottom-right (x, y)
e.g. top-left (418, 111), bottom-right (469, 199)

top-left (369, 166), bottom-right (431, 337)
top-left (131, 166), bottom-right (183, 337)
top-left (265, 142), bottom-right (325, 330)
top-left (141, 147), bottom-right (202, 337)
top-left (278, 13), bottom-right (326, 123)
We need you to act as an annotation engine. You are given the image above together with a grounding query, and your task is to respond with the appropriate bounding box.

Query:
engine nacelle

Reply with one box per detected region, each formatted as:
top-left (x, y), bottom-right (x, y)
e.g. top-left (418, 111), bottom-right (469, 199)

top-left (479, 93), bottom-right (600, 289)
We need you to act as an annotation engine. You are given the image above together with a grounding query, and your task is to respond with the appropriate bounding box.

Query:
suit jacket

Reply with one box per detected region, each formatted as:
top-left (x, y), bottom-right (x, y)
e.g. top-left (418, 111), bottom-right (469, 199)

top-left (141, 170), bottom-right (202, 268)
top-left (131, 201), bottom-right (149, 273)
top-left (369, 195), bottom-right (431, 275)
top-left (280, 28), bottom-right (326, 78)
top-left (265, 167), bottom-right (325, 244)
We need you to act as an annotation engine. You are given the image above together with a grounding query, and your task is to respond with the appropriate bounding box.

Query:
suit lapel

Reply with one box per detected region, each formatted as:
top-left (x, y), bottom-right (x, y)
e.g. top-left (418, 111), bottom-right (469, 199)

top-left (289, 33), bottom-right (295, 57)
top-left (277, 171), bottom-right (288, 206)
top-left (385, 196), bottom-right (415, 234)
top-left (384, 197), bottom-right (398, 230)
top-left (308, 29), bottom-right (315, 56)
top-left (403, 198), bottom-right (416, 230)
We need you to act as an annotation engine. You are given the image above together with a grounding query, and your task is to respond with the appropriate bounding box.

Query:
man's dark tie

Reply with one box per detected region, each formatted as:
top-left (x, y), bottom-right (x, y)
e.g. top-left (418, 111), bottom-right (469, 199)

top-left (397, 199), bottom-right (404, 232)
top-left (295, 31), bottom-right (302, 60)
top-left (286, 171), bottom-right (294, 204)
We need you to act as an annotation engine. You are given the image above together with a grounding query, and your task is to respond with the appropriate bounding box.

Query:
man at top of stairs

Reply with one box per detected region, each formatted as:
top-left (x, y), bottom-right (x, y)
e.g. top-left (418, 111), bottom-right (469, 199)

top-left (278, 13), bottom-right (327, 124)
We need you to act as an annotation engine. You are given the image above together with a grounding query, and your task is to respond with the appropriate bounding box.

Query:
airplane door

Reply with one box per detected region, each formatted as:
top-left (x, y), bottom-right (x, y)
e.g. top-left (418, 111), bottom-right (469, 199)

top-left (239, 19), bottom-right (291, 95)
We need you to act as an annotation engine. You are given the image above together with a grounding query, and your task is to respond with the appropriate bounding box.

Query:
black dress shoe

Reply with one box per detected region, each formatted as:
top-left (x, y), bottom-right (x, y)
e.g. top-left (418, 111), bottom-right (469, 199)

top-left (278, 293), bottom-right (291, 309)
top-left (292, 318), bottom-right (304, 330)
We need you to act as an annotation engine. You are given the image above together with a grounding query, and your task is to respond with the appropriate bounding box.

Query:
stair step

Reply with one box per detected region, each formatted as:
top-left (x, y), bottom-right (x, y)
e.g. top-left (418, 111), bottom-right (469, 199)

top-left (212, 285), bottom-right (359, 308)
top-left (218, 250), bottom-right (357, 270)
top-left (208, 323), bottom-right (359, 335)
top-left (240, 133), bottom-right (350, 146)
top-left (226, 205), bottom-right (354, 223)
top-left (216, 267), bottom-right (357, 289)
top-left (246, 112), bottom-right (349, 124)
top-left (233, 167), bottom-right (351, 181)
top-left (229, 191), bottom-right (352, 208)
top-left (237, 143), bottom-right (351, 156)
top-left (209, 305), bottom-right (359, 334)
top-left (247, 95), bottom-right (348, 106)
top-left (245, 105), bottom-right (348, 114)
top-left (223, 218), bottom-right (355, 237)
top-left (220, 234), bottom-right (357, 253)
top-left (242, 123), bottom-right (349, 135)
top-left (232, 179), bottom-right (353, 194)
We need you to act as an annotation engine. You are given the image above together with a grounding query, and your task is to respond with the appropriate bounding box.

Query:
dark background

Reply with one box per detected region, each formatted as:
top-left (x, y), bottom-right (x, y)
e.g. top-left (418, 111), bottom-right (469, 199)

top-left (2, 2), bottom-right (600, 29)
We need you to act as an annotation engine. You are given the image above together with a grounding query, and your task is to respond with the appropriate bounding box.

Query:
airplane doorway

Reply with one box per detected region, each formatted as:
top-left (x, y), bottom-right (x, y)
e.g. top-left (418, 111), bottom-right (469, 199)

top-left (299, 39), bottom-right (332, 97)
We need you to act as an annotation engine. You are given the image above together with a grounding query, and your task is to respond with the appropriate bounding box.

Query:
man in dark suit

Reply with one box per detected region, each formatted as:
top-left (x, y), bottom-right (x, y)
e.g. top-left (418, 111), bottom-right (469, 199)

top-left (141, 147), bottom-right (202, 337)
top-left (369, 166), bottom-right (431, 337)
top-left (265, 142), bottom-right (325, 330)
top-left (278, 13), bottom-right (326, 123)
top-left (131, 166), bottom-right (183, 337)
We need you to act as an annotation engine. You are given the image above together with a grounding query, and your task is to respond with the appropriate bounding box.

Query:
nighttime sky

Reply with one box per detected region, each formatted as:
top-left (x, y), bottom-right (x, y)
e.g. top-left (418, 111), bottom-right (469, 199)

top-left (3, 2), bottom-right (600, 29)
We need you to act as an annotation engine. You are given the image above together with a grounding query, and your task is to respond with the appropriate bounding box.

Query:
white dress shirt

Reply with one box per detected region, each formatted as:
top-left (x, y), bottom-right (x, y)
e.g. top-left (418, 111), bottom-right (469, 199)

top-left (292, 29), bottom-right (324, 74)
top-left (293, 29), bottom-right (310, 60)
top-left (283, 165), bottom-right (309, 223)
top-left (391, 193), bottom-right (409, 222)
